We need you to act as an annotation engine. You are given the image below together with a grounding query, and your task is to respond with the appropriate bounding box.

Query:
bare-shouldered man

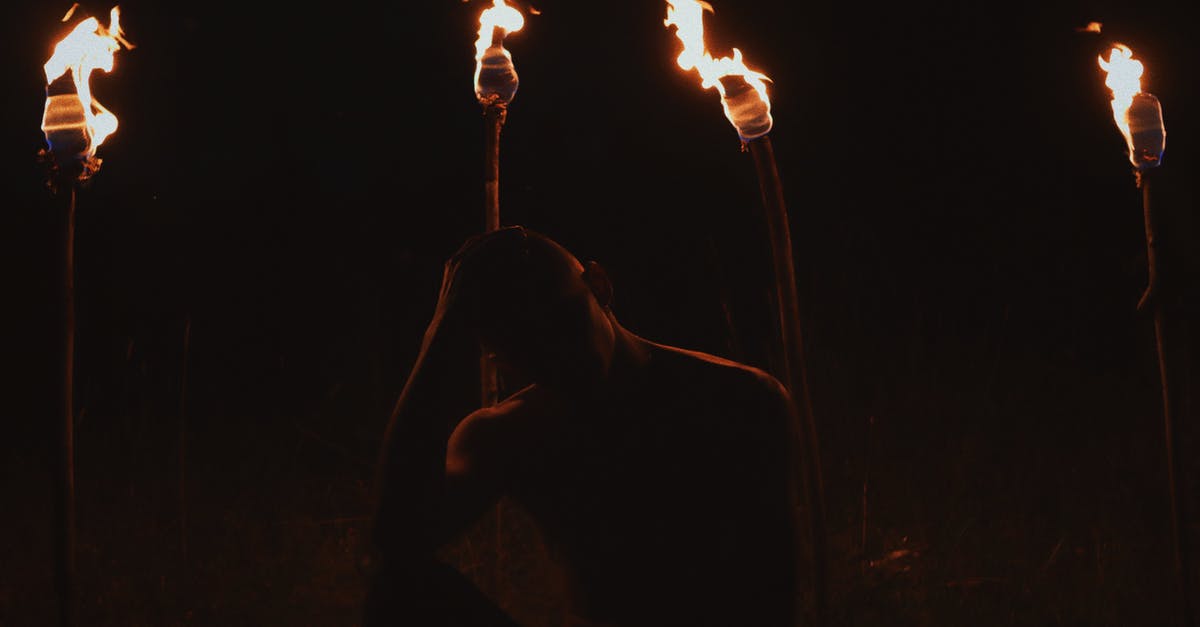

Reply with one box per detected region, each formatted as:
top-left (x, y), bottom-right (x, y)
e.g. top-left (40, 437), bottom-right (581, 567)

top-left (363, 226), bottom-right (802, 627)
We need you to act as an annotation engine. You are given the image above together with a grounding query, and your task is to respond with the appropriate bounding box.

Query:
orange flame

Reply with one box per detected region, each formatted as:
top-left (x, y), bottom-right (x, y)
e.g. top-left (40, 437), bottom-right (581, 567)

top-left (473, 0), bottom-right (525, 104)
top-left (1097, 43), bottom-right (1165, 169)
top-left (664, 0), bottom-right (772, 139)
top-left (42, 5), bottom-right (130, 159)
top-left (1097, 44), bottom-right (1143, 142)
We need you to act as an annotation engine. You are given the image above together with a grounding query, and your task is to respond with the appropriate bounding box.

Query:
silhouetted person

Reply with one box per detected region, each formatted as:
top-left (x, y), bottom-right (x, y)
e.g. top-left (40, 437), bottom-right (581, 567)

top-left (363, 226), bottom-right (802, 627)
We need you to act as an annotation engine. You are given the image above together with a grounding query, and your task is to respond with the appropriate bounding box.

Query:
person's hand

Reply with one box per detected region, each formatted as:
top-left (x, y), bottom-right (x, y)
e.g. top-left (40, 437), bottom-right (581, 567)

top-left (423, 226), bottom-right (527, 348)
top-left (428, 254), bottom-right (467, 332)
top-left (428, 227), bottom-right (528, 337)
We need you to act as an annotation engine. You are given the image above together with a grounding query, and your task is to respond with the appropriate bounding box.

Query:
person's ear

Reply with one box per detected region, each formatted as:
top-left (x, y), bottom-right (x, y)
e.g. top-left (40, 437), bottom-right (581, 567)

top-left (583, 260), bottom-right (614, 309)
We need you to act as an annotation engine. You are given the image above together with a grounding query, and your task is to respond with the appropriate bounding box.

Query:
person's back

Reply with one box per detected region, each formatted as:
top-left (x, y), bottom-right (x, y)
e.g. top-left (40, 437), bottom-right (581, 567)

top-left (494, 342), bottom-right (800, 626)
top-left (364, 226), bottom-right (802, 627)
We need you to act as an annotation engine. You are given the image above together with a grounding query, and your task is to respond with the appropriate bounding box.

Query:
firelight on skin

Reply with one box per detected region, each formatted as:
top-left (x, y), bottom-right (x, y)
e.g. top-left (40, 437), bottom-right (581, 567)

top-left (664, 0), bottom-right (773, 140)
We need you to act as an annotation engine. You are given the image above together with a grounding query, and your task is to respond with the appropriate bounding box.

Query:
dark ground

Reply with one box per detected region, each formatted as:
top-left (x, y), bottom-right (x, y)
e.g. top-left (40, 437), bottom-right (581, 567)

top-left (3, 0), bottom-right (1200, 625)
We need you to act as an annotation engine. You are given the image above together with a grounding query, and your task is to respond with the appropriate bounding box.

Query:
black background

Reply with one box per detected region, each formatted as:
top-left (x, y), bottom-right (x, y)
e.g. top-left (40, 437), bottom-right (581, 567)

top-left (3, 0), bottom-right (1199, 625)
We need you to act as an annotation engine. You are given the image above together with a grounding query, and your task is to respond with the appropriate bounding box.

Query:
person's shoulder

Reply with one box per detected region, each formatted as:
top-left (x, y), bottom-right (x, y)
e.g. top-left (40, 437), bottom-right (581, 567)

top-left (646, 342), bottom-right (795, 446)
top-left (448, 384), bottom-right (549, 470)
top-left (648, 341), bottom-right (791, 403)
top-left (456, 383), bottom-right (549, 431)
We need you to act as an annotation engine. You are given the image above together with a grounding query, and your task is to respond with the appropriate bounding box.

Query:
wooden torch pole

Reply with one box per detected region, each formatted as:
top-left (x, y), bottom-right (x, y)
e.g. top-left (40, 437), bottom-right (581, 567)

top-left (478, 19), bottom-right (515, 598)
top-left (477, 20), bottom-right (512, 409)
top-left (480, 103), bottom-right (505, 408)
top-left (746, 134), bottom-right (829, 627)
top-left (1138, 169), bottom-right (1194, 627)
top-left (55, 181), bottom-right (78, 627)
top-left (484, 105), bottom-right (504, 234)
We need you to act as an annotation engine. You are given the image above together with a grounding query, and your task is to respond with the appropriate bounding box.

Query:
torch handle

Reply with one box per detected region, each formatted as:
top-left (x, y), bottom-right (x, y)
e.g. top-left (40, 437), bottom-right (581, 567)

top-left (180, 316), bottom-right (191, 563)
top-left (483, 106), bottom-right (504, 233)
top-left (747, 136), bottom-right (829, 627)
top-left (480, 105), bottom-right (505, 407)
top-left (56, 184), bottom-right (77, 627)
top-left (1140, 172), bottom-right (1195, 627)
top-left (1142, 174), bottom-right (1161, 305)
top-left (480, 103), bottom-right (510, 602)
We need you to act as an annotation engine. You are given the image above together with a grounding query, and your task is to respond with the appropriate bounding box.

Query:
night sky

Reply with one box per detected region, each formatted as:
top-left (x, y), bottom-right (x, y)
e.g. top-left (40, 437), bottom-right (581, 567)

top-left (3, 0), bottom-right (1199, 625)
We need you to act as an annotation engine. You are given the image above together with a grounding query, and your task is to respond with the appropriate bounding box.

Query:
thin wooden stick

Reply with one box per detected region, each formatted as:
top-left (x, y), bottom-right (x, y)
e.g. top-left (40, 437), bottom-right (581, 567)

top-left (55, 183), bottom-right (77, 627)
top-left (861, 414), bottom-right (875, 575)
top-left (1138, 170), bottom-right (1194, 627)
top-left (484, 105), bottom-right (504, 234)
top-left (179, 316), bottom-right (191, 561)
top-left (747, 135), bottom-right (829, 627)
top-left (481, 104), bottom-right (506, 408)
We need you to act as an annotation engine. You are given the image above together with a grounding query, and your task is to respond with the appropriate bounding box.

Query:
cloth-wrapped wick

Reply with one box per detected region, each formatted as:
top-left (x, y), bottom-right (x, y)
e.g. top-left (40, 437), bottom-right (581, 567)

top-left (40, 7), bottom-right (129, 174)
top-left (42, 73), bottom-right (91, 161)
top-left (473, 0), bottom-right (524, 107)
top-left (476, 27), bottom-right (519, 106)
top-left (718, 75), bottom-right (773, 141)
top-left (1126, 92), bottom-right (1165, 170)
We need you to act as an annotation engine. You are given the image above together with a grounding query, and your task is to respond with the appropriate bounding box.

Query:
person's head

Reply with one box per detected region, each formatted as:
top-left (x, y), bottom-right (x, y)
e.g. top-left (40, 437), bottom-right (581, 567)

top-left (450, 226), bottom-right (619, 389)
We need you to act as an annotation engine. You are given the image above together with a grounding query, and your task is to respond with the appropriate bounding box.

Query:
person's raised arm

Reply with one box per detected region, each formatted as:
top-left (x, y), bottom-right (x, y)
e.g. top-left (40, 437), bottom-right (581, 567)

top-left (361, 228), bottom-right (539, 627)
top-left (365, 242), bottom-right (492, 572)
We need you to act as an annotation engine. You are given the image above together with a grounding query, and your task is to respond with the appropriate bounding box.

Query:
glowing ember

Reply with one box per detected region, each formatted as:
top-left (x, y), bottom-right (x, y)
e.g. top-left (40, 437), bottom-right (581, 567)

top-left (474, 0), bottom-right (525, 106)
top-left (42, 6), bottom-right (130, 161)
top-left (1098, 43), bottom-right (1164, 169)
top-left (664, 0), bottom-right (772, 140)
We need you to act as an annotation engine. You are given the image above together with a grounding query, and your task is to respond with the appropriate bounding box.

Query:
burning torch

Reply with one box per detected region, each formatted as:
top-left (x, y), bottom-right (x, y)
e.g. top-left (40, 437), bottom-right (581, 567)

top-left (664, 1), bottom-right (827, 623)
top-left (1097, 42), bottom-right (1192, 626)
top-left (473, 0), bottom-right (524, 407)
top-left (475, 0), bottom-right (524, 231)
top-left (37, 6), bottom-right (131, 626)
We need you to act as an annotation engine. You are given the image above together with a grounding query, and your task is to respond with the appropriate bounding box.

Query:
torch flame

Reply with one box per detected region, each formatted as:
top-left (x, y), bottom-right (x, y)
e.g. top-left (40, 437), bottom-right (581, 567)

top-left (664, 0), bottom-right (772, 139)
top-left (1097, 43), bottom-right (1165, 169)
top-left (473, 0), bottom-right (525, 104)
top-left (1097, 43), bottom-right (1143, 141)
top-left (42, 5), bottom-right (130, 159)
top-left (474, 0), bottom-right (525, 61)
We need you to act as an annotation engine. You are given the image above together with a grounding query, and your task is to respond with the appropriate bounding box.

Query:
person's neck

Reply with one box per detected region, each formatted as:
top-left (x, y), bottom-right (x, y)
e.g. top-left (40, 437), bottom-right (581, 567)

top-left (542, 321), bottom-right (652, 404)
top-left (594, 324), bottom-right (652, 397)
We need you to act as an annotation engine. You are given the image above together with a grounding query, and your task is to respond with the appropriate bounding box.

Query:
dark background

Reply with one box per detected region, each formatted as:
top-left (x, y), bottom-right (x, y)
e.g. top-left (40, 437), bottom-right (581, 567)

top-left (3, 0), bottom-right (1199, 625)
